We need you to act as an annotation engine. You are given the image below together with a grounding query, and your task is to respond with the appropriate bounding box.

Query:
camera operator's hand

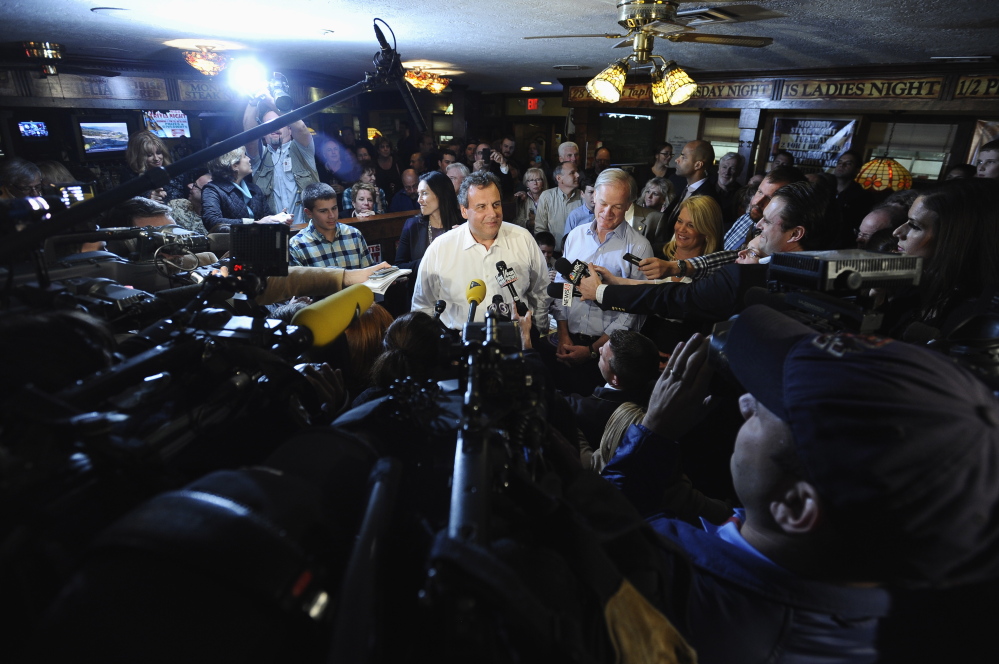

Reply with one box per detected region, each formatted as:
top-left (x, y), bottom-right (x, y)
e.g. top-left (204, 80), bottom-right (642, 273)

top-left (491, 150), bottom-right (507, 167)
top-left (344, 261), bottom-right (391, 286)
top-left (147, 187), bottom-right (168, 203)
top-left (642, 333), bottom-right (713, 439)
top-left (639, 257), bottom-right (678, 280)
top-left (512, 308), bottom-right (533, 350)
top-left (577, 266), bottom-right (605, 301)
top-left (513, 190), bottom-right (527, 201)
top-left (302, 362), bottom-right (348, 417)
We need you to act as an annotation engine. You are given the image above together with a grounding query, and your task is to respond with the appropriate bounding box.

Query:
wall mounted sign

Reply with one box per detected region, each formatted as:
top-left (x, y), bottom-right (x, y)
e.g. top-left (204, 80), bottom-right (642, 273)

top-left (782, 77), bottom-right (944, 101)
top-left (692, 80), bottom-right (774, 101)
top-left (770, 118), bottom-right (857, 170)
top-left (178, 79), bottom-right (239, 103)
top-left (30, 74), bottom-right (168, 100)
top-left (568, 84), bottom-right (652, 106)
top-left (142, 110), bottom-right (192, 138)
top-left (954, 75), bottom-right (999, 99)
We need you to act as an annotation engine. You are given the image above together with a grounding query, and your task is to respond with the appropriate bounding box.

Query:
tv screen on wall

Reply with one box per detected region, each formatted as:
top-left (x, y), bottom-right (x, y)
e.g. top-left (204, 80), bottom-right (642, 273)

top-left (78, 121), bottom-right (130, 155)
top-left (18, 121), bottom-right (49, 139)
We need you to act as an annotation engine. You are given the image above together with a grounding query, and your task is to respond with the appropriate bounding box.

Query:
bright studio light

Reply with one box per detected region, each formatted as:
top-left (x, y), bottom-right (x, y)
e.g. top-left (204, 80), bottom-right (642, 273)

top-left (228, 58), bottom-right (268, 97)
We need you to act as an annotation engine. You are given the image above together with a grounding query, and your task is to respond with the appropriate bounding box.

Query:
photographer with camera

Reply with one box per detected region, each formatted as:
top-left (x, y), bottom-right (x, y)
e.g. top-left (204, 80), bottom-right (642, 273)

top-left (243, 92), bottom-right (318, 227)
top-left (603, 311), bottom-right (999, 662)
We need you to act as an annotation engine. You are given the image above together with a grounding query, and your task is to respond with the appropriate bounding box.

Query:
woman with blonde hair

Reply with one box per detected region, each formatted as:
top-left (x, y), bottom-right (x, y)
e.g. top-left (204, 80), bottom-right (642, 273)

top-left (657, 195), bottom-right (723, 282)
top-left (639, 176), bottom-right (675, 213)
top-left (123, 131), bottom-right (185, 202)
top-left (513, 167), bottom-right (548, 231)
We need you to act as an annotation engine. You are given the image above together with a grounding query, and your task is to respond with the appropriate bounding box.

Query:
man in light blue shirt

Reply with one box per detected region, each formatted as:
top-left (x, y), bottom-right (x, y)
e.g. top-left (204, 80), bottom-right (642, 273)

top-left (553, 168), bottom-right (652, 393)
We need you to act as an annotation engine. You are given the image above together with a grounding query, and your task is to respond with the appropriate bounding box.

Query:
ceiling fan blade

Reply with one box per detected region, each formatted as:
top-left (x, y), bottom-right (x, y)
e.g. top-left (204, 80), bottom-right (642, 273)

top-left (644, 21), bottom-right (693, 37)
top-left (665, 33), bottom-right (773, 47)
top-left (523, 34), bottom-right (627, 40)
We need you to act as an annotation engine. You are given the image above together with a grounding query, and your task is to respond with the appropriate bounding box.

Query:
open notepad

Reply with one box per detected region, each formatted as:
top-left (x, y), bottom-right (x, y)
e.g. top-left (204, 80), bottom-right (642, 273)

top-left (361, 266), bottom-right (412, 295)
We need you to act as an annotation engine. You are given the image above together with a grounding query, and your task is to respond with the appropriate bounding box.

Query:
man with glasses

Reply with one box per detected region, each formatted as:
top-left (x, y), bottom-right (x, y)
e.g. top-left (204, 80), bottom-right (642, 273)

top-left (0, 157), bottom-right (43, 200)
top-left (167, 168), bottom-right (211, 235)
top-left (855, 204), bottom-right (904, 250)
top-left (975, 139), bottom-right (999, 180)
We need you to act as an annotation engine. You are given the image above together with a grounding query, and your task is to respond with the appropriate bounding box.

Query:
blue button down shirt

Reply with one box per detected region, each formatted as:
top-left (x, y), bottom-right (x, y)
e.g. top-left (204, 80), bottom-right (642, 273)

top-left (555, 219), bottom-right (653, 337)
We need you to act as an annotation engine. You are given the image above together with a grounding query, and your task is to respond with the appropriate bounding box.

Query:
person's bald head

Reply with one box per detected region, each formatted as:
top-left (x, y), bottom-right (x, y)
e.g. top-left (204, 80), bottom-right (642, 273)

top-left (401, 169), bottom-right (419, 200)
top-left (675, 140), bottom-right (714, 180)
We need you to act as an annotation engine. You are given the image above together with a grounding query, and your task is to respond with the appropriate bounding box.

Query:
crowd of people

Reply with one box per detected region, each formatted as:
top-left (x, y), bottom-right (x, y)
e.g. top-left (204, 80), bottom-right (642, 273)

top-left (3, 95), bottom-right (999, 661)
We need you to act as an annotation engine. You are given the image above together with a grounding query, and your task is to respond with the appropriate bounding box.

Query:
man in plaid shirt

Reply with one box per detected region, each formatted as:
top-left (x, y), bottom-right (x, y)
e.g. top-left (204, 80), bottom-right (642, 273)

top-left (290, 182), bottom-right (373, 269)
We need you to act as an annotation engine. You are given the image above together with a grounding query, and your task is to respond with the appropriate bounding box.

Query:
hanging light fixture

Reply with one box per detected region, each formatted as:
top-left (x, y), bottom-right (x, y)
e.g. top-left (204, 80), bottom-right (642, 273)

top-left (660, 60), bottom-right (697, 105)
top-left (585, 51), bottom-right (696, 106)
top-left (183, 45), bottom-right (228, 76)
top-left (586, 59), bottom-right (630, 103)
top-left (404, 68), bottom-right (450, 94)
top-left (858, 117), bottom-right (912, 191)
top-left (648, 66), bottom-right (671, 105)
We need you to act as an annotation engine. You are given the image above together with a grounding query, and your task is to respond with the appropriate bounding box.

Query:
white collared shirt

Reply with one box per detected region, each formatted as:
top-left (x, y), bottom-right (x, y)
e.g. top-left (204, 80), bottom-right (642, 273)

top-left (412, 221), bottom-right (551, 332)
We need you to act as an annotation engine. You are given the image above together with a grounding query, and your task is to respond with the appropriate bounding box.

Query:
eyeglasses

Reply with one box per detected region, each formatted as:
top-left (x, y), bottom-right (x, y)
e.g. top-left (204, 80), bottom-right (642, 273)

top-left (658, 152), bottom-right (673, 158)
top-left (853, 227), bottom-right (871, 239)
top-left (9, 182), bottom-right (43, 196)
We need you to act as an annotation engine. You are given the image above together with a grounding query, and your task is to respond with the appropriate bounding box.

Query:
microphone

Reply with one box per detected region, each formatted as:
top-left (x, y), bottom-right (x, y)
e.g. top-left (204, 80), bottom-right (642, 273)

top-left (290, 283), bottom-right (374, 347)
top-left (495, 261), bottom-right (528, 316)
top-left (554, 256), bottom-right (590, 286)
top-left (434, 300), bottom-right (446, 319)
top-left (465, 279), bottom-right (487, 324)
top-left (486, 294), bottom-right (512, 320)
top-left (372, 22), bottom-right (428, 135)
top-left (547, 282), bottom-right (581, 299)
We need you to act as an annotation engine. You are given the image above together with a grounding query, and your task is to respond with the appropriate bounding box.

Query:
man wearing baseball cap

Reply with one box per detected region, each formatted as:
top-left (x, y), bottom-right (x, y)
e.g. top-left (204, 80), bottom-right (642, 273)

top-left (603, 305), bottom-right (999, 662)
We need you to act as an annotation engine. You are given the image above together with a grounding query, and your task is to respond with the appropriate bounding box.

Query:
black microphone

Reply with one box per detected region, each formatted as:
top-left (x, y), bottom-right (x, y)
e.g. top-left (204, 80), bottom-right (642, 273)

top-left (495, 261), bottom-right (528, 316)
top-left (372, 22), bottom-right (428, 135)
top-left (554, 256), bottom-right (590, 285)
top-left (434, 299), bottom-right (446, 319)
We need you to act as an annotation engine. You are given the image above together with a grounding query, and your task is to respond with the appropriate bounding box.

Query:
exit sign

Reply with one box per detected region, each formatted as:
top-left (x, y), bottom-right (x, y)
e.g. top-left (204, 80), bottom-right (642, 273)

top-left (527, 98), bottom-right (539, 110)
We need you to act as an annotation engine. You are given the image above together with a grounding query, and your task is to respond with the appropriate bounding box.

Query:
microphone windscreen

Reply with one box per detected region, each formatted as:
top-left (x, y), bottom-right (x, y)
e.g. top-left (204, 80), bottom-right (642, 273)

top-left (554, 257), bottom-right (574, 279)
top-left (466, 279), bottom-right (487, 305)
top-left (903, 321), bottom-right (940, 345)
top-left (291, 283), bottom-right (374, 347)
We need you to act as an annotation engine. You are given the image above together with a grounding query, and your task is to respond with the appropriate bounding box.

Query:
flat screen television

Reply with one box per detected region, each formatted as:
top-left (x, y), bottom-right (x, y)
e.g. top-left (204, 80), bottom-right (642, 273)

top-left (18, 121), bottom-right (49, 139)
top-left (78, 121), bottom-right (130, 156)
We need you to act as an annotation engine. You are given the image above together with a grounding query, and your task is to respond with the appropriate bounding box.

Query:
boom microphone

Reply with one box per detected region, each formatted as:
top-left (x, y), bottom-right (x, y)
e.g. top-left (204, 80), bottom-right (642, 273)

top-left (466, 279), bottom-right (487, 323)
top-left (372, 21), bottom-right (427, 135)
top-left (495, 261), bottom-right (528, 316)
top-left (291, 283), bottom-right (374, 347)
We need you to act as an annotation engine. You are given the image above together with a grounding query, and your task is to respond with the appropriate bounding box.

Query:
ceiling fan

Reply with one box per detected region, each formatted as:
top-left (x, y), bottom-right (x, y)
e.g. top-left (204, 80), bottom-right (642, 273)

top-left (524, 2), bottom-right (779, 105)
top-left (525, 1), bottom-right (776, 63)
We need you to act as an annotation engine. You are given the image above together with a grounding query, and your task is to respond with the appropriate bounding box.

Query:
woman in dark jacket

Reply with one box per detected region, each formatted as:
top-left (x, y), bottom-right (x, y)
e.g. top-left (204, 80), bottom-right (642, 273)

top-left (394, 171), bottom-right (464, 273)
top-left (201, 146), bottom-right (288, 233)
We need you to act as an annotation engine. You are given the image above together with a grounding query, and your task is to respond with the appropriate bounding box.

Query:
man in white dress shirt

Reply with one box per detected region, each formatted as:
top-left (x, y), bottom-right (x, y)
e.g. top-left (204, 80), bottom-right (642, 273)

top-left (412, 171), bottom-right (550, 333)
